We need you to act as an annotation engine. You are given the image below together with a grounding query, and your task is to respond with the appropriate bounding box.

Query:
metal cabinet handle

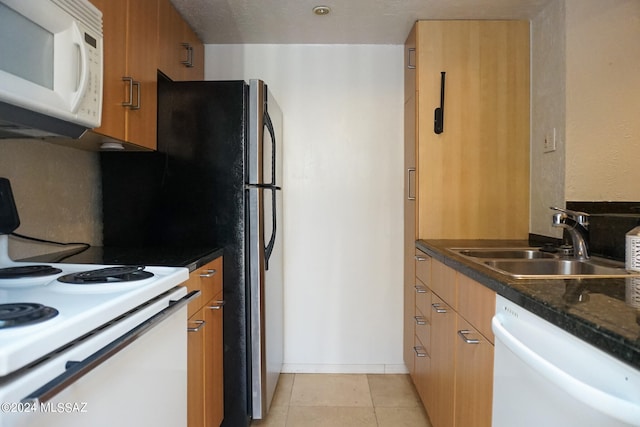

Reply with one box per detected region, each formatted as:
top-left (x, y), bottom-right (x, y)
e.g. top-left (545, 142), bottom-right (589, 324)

top-left (132, 80), bottom-right (141, 110)
top-left (407, 48), bottom-right (416, 69)
top-left (181, 43), bottom-right (194, 67)
top-left (414, 285), bottom-right (427, 294)
top-left (407, 168), bottom-right (416, 200)
top-left (122, 76), bottom-right (141, 110)
top-left (208, 300), bottom-right (225, 310)
top-left (457, 330), bottom-right (480, 344)
top-left (199, 269), bottom-right (217, 278)
top-left (413, 346), bottom-right (427, 357)
top-left (188, 319), bottom-right (206, 332)
top-left (21, 290), bottom-right (200, 405)
top-left (414, 315), bottom-right (427, 326)
top-left (432, 303), bottom-right (447, 314)
top-left (415, 255), bottom-right (427, 262)
top-left (122, 76), bottom-right (134, 107)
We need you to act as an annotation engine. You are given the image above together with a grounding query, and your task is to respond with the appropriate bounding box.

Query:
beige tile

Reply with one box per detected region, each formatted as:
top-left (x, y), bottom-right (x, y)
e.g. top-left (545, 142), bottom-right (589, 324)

top-left (375, 407), bottom-right (432, 427)
top-left (251, 405), bottom-right (288, 427)
top-left (272, 373), bottom-right (294, 407)
top-left (290, 374), bottom-right (373, 407)
top-left (367, 374), bottom-right (422, 408)
top-left (286, 406), bottom-right (378, 427)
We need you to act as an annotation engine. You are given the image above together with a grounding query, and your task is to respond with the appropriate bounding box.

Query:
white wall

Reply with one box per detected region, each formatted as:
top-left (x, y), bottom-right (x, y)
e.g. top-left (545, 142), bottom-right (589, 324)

top-left (530, 0), bottom-right (566, 237)
top-left (565, 0), bottom-right (640, 201)
top-left (530, 0), bottom-right (640, 237)
top-left (206, 44), bottom-right (406, 373)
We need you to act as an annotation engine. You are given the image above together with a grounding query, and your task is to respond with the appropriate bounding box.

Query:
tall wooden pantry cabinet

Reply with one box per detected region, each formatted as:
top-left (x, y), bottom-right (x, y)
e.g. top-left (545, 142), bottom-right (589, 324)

top-left (403, 20), bottom-right (530, 427)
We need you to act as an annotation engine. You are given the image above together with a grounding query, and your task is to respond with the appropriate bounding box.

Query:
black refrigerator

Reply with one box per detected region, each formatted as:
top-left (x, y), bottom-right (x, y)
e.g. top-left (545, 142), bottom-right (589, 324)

top-left (100, 79), bottom-right (284, 426)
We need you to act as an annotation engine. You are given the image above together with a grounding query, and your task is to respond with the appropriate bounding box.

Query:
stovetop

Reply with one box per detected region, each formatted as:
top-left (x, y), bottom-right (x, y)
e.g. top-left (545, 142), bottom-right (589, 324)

top-left (0, 259), bottom-right (189, 377)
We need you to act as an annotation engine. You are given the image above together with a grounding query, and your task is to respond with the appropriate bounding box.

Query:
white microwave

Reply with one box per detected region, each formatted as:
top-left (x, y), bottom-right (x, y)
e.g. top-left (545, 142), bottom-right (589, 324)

top-left (0, 0), bottom-right (103, 138)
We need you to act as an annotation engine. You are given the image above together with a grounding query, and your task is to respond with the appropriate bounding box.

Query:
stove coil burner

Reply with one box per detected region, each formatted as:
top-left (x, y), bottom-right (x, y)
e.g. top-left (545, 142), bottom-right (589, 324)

top-left (0, 303), bottom-right (59, 328)
top-left (0, 265), bottom-right (63, 279)
top-left (57, 265), bottom-right (154, 285)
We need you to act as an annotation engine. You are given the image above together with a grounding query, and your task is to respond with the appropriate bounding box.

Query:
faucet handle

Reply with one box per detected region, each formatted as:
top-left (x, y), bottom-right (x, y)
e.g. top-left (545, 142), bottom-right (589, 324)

top-left (550, 207), bottom-right (589, 226)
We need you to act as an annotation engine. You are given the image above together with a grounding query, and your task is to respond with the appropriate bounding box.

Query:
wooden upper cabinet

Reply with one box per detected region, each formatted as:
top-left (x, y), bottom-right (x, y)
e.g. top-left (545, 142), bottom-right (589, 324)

top-left (91, 0), bottom-right (158, 150)
top-left (414, 20), bottom-right (530, 239)
top-left (90, 0), bottom-right (127, 143)
top-left (158, 0), bottom-right (204, 81)
top-left (126, 0), bottom-right (159, 149)
top-left (91, 0), bottom-right (203, 150)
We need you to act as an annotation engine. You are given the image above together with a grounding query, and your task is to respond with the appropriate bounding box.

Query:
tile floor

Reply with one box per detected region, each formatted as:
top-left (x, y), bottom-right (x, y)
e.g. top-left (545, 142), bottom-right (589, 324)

top-left (250, 373), bottom-right (432, 427)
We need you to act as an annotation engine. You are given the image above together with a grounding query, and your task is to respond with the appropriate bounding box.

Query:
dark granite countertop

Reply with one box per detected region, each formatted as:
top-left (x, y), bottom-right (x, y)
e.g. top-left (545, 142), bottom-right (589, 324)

top-left (24, 245), bottom-right (224, 273)
top-left (416, 239), bottom-right (640, 371)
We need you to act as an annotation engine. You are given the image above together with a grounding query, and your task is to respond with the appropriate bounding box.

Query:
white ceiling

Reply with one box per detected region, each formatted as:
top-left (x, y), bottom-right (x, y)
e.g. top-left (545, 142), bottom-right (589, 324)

top-left (171, 0), bottom-right (552, 45)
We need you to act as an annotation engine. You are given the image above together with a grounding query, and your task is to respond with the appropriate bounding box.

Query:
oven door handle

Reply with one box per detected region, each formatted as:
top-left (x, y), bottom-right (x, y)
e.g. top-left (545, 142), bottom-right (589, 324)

top-left (20, 289), bottom-right (200, 405)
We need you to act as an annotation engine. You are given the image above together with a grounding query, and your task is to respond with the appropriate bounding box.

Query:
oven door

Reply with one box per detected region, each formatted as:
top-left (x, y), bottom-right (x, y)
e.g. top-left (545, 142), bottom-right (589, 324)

top-left (0, 287), bottom-right (195, 427)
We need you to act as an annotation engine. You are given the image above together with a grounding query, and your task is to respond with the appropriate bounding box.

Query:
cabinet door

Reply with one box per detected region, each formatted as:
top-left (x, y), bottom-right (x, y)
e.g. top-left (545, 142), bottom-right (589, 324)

top-left (416, 20), bottom-right (530, 239)
top-left (158, 0), bottom-right (184, 81)
top-left (187, 307), bottom-right (206, 427)
top-left (427, 294), bottom-right (456, 427)
top-left (90, 0), bottom-right (127, 141)
top-left (125, 0), bottom-right (158, 149)
top-left (455, 317), bottom-right (494, 427)
top-left (403, 25), bottom-right (418, 372)
top-left (182, 23), bottom-right (204, 80)
top-left (205, 295), bottom-right (224, 427)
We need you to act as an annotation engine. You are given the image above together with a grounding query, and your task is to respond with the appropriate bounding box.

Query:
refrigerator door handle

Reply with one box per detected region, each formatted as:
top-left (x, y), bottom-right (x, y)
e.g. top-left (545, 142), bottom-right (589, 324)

top-left (264, 187), bottom-right (277, 270)
top-left (264, 111), bottom-right (277, 186)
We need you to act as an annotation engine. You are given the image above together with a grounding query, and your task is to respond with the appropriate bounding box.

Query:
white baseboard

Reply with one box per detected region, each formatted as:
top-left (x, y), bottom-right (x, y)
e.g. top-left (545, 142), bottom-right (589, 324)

top-left (281, 364), bottom-right (409, 374)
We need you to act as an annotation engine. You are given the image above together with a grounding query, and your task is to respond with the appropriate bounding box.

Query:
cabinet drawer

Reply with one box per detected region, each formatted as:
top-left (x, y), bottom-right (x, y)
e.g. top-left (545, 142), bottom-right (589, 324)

top-left (431, 259), bottom-right (457, 307)
top-left (414, 306), bottom-right (430, 353)
top-left (415, 249), bottom-right (431, 285)
top-left (186, 257), bottom-right (223, 317)
top-left (457, 274), bottom-right (495, 343)
top-left (415, 279), bottom-right (431, 323)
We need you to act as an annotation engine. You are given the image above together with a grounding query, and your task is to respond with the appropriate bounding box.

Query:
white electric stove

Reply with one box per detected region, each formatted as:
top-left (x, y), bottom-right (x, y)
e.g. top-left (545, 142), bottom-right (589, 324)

top-left (0, 235), bottom-right (193, 427)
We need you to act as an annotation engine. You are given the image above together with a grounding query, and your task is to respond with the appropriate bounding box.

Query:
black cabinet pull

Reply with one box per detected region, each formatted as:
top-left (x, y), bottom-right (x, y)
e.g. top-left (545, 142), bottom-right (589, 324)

top-left (434, 71), bottom-right (446, 134)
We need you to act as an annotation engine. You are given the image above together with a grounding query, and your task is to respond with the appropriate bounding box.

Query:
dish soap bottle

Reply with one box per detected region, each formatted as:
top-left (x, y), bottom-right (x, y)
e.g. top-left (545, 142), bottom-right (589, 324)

top-left (626, 225), bottom-right (640, 271)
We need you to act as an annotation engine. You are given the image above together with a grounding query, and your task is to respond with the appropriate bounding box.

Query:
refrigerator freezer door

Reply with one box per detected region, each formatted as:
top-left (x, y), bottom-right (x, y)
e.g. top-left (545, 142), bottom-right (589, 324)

top-left (248, 80), bottom-right (283, 187)
top-left (247, 185), bottom-right (284, 419)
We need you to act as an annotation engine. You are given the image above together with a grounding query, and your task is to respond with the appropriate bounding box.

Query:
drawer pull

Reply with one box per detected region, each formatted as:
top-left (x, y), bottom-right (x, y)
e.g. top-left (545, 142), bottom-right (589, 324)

top-left (199, 269), bottom-right (217, 278)
top-left (415, 256), bottom-right (427, 261)
top-left (431, 303), bottom-right (447, 314)
top-left (413, 346), bottom-right (427, 357)
top-left (414, 315), bottom-right (427, 326)
top-left (187, 320), bottom-right (205, 332)
top-left (414, 285), bottom-right (427, 294)
top-left (209, 300), bottom-right (225, 310)
top-left (457, 330), bottom-right (480, 344)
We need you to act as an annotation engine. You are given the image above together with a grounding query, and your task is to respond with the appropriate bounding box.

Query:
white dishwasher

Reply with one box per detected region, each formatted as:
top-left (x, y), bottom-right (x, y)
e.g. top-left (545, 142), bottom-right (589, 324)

top-left (492, 295), bottom-right (640, 427)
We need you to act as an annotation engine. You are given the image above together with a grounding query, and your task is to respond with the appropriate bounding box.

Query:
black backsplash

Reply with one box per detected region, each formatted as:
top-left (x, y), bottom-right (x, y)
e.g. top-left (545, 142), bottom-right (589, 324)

top-left (566, 201), bottom-right (640, 261)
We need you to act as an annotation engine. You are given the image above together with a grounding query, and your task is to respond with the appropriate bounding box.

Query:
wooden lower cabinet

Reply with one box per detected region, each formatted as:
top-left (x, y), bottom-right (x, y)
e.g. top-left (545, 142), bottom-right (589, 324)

top-left (187, 258), bottom-right (224, 427)
top-left (427, 294), bottom-right (456, 427)
top-left (408, 258), bottom-right (495, 427)
top-left (454, 317), bottom-right (494, 427)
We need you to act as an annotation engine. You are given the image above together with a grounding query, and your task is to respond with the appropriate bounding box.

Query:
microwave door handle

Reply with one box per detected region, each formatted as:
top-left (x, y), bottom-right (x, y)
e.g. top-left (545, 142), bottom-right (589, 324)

top-left (68, 22), bottom-right (89, 113)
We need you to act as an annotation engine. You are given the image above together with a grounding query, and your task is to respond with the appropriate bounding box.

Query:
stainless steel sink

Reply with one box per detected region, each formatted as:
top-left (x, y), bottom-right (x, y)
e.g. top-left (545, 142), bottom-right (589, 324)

top-left (452, 248), bottom-right (555, 259)
top-left (483, 259), bottom-right (639, 278)
top-left (448, 247), bottom-right (640, 278)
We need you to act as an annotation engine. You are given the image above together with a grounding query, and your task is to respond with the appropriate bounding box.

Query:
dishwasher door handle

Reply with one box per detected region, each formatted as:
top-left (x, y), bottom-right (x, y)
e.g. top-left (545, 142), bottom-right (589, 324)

top-left (492, 316), bottom-right (640, 426)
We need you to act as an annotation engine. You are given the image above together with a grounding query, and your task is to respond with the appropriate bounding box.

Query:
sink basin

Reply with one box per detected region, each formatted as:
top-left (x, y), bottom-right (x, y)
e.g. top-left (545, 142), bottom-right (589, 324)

top-left (447, 246), bottom-right (640, 278)
top-left (483, 259), bottom-right (639, 279)
top-left (452, 248), bottom-right (555, 259)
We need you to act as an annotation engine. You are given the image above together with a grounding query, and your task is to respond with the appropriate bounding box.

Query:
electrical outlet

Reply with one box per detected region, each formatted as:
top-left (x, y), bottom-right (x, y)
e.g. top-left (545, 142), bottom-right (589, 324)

top-left (544, 128), bottom-right (557, 153)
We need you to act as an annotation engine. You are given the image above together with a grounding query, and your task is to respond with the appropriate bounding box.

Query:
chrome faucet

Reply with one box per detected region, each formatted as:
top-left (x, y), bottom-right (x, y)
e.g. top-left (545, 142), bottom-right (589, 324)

top-left (550, 207), bottom-right (590, 260)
